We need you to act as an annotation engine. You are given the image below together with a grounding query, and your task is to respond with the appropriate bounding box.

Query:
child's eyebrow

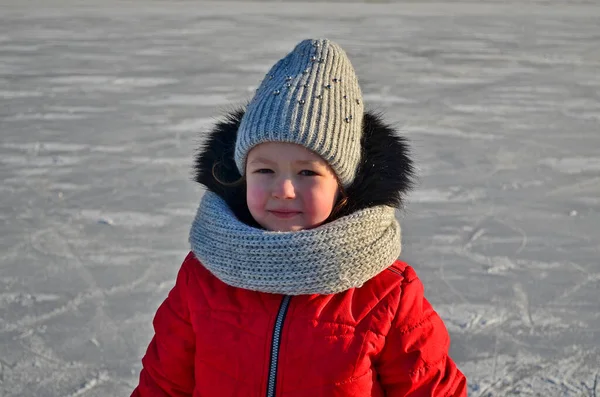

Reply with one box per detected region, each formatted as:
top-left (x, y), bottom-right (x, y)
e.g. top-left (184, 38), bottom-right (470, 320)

top-left (295, 160), bottom-right (322, 166)
top-left (249, 158), bottom-right (322, 166)
top-left (249, 157), bottom-right (275, 165)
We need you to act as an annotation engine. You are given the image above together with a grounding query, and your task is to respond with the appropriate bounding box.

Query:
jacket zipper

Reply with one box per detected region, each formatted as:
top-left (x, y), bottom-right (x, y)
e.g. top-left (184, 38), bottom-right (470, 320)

top-left (266, 295), bottom-right (291, 397)
top-left (387, 267), bottom-right (403, 277)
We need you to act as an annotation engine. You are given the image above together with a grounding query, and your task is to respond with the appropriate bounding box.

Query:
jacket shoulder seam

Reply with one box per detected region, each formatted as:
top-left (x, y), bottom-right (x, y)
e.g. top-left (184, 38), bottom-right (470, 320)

top-left (397, 310), bottom-right (436, 335)
top-left (408, 353), bottom-right (447, 377)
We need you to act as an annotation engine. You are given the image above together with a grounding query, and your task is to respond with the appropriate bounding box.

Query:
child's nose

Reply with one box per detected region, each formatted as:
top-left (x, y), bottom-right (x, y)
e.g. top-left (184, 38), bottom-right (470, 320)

top-left (272, 177), bottom-right (296, 199)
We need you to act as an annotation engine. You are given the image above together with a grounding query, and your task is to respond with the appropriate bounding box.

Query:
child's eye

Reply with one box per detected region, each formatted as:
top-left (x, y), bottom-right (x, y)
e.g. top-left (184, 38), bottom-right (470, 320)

top-left (254, 168), bottom-right (274, 174)
top-left (299, 170), bottom-right (318, 176)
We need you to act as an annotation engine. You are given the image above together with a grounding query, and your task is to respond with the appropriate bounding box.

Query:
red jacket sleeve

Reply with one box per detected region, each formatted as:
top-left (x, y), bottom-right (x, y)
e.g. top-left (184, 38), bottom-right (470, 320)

top-left (131, 258), bottom-right (196, 397)
top-left (376, 267), bottom-right (467, 397)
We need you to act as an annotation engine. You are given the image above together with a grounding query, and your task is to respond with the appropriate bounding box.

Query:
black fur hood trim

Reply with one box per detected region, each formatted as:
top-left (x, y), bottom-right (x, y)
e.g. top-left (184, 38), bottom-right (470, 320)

top-left (193, 108), bottom-right (415, 228)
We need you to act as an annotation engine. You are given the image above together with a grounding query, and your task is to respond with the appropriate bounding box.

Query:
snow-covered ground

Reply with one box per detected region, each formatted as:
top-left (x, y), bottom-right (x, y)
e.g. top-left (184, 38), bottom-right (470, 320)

top-left (1, 1), bottom-right (599, 396)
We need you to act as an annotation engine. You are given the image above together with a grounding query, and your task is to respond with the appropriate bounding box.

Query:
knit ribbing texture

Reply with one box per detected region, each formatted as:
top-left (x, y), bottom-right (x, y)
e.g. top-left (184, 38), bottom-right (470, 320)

top-left (189, 192), bottom-right (401, 295)
top-left (235, 39), bottom-right (364, 188)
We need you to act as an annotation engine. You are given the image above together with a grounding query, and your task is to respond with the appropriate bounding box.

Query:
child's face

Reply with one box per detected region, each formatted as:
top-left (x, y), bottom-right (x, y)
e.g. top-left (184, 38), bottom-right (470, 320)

top-left (246, 142), bottom-right (340, 232)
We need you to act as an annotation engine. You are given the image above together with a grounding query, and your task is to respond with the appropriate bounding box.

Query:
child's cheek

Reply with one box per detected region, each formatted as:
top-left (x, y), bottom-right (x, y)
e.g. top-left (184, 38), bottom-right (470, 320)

top-left (246, 181), bottom-right (267, 214)
top-left (304, 187), bottom-right (335, 223)
top-left (315, 199), bottom-right (334, 221)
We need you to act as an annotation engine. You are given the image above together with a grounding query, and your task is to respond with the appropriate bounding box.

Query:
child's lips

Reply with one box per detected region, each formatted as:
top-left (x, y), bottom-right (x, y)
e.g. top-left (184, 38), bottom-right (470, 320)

top-left (269, 210), bottom-right (302, 219)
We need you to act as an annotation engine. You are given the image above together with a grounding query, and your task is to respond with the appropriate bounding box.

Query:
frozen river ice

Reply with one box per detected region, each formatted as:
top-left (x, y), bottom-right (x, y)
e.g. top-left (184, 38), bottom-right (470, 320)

top-left (1, 1), bottom-right (599, 396)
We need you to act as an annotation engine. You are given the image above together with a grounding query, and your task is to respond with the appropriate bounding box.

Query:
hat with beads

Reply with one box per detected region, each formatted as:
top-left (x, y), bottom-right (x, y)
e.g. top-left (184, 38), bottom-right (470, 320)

top-left (234, 39), bottom-right (364, 188)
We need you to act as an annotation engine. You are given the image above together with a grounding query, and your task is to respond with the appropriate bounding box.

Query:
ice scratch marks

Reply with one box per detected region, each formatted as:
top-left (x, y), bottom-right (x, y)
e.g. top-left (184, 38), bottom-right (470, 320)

top-left (15, 337), bottom-right (63, 367)
top-left (131, 94), bottom-right (232, 107)
top-left (44, 105), bottom-right (117, 114)
top-left (0, 293), bottom-right (61, 307)
top-left (165, 118), bottom-right (214, 133)
top-left (128, 156), bottom-right (189, 167)
top-left (545, 262), bottom-right (600, 306)
top-left (403, 125), bottom-right (494, 140)
top-left (592, 372), bottom-right (598, 397)
top-left (0, 90), bottom-right (44, 99)
top-left (47, 75), bottom-right (178, 88)
top-left (5, 113), bottom-right (86, 121)
top-left (3, 101), bottom-right (115, 121)
top-left (541, 157), bottom-right (600, 174)
top-left (439, 257), bottom-right (469, 304)
top-left (0, 154), bottom-right (81, 167)
top-left (561, 98), bottom-right (600, 123)
top-left (46, 75), bottom-right (114, 86)
top-left (65, 371), bottom-right (109, 397)
top-left (0, 141), bottom-right (131, 185)
top-left (545, 176), bottom-right (600, 197)
top-left (513, 283), bottom-right (536, 334)
top-left (582, 373), bottom-right (599, 397)
top-left (471, 350), bottom-right (598, 397)
top-left (27, 227), bottom-right (99, 270)
top-left (4, 266), bottom-right (154, 333)
top-left (74, 210), bottom-right (169, 229)
top-left (7, 225), bottom-right (155, 364)
top-left (464, 227), bottom-right (486, 251)
top-left (362, 93), bottom-right (417, 105)
top-left (437, 304), bottom-right (509, 334)
top-left (411, 186), bottom-right (488, 203)
top-left (447, 303), bottom-right (578, 341)
top-left (497, 218), bottom-right (527, 256)
top-left (1, 142), bottom-right (129, 154)
top-left (110, 77), bottom-right (178, 87)
top-left (0, 357), bottom-right (12, 384)
top-left (0, 141), bottom-right (130, 171)
top-left (415, 75), bottom-right (489, 86)
top-left (460, 215), bottom-right (528, 273)
top-left (490, 331), bottom-right (500, 391)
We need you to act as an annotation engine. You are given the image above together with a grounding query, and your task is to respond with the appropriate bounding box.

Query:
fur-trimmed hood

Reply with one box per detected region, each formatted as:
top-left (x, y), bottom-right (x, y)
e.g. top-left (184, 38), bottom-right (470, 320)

top-left (194, 108), bottom-right (415, 228)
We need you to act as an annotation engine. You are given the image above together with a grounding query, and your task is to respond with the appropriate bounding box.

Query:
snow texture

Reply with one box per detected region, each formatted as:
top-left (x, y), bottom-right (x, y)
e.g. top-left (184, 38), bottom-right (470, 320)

top-left (1, 1), bottom-right (599, 396)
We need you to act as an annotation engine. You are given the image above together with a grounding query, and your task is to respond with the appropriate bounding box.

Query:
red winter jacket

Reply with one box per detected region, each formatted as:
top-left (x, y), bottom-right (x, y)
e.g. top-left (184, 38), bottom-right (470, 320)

top-left (132, 252), bottom-right (466, 397)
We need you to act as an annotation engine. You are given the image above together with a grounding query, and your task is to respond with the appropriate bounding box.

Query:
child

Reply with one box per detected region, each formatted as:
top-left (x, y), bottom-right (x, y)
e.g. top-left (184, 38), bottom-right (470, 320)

top-left (132, 39), bottom-right (467, 396)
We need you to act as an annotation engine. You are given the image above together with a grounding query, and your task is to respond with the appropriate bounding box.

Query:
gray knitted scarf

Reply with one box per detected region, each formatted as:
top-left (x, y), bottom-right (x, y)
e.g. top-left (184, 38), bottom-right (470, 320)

top-left (189, 192), bottom-right (401, 295)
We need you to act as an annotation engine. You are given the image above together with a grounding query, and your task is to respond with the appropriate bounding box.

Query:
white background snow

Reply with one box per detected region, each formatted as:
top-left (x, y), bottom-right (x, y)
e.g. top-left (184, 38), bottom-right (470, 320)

top-left (1, 1), bottom-right (599, 396)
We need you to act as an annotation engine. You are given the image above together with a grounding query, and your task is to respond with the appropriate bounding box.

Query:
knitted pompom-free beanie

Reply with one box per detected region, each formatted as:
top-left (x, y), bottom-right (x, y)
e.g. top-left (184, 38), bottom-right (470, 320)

top-left (234, 39), bottom-right (364, 188)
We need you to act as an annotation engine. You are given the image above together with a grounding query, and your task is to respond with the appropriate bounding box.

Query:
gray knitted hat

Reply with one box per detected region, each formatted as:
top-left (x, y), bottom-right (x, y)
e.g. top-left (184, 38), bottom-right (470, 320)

top-left (234, 39), bottom-right (364, 188)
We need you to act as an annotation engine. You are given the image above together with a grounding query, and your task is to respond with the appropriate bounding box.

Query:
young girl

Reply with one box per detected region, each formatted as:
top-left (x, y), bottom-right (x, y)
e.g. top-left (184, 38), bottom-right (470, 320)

top-left (132, 39), bottom-right (467, 397)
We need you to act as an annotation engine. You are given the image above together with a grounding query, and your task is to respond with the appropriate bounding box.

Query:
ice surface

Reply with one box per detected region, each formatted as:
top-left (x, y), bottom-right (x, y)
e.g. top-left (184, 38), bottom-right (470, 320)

top-left (1, 1), bottom-right (599, 396)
